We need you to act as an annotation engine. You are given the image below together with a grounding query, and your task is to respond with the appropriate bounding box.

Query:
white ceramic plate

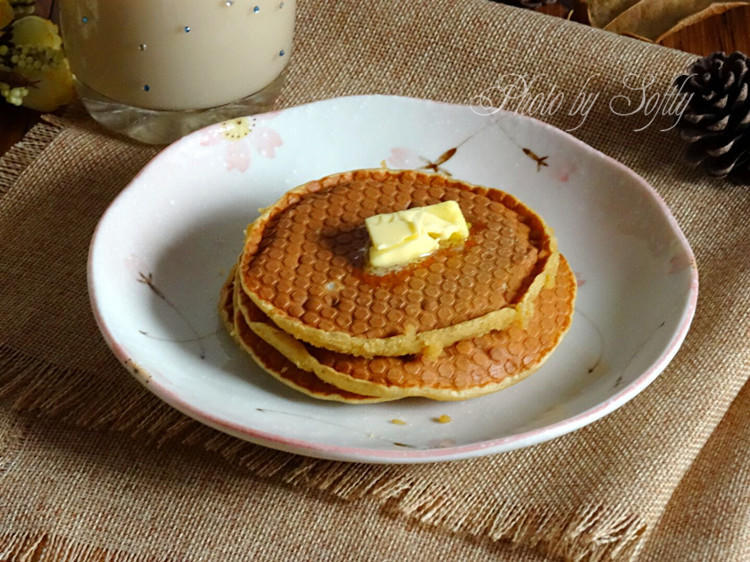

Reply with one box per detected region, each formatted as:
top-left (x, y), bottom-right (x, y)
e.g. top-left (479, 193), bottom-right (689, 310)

top-left (88, 95), bottom-right (698, 463)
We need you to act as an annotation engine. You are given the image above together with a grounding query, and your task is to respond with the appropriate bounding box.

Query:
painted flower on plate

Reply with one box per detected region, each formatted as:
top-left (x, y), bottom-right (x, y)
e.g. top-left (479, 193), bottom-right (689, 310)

top-left (200, 115), bottom-right (283, 172)
top-left (386, 147), bottom-right (424, 169)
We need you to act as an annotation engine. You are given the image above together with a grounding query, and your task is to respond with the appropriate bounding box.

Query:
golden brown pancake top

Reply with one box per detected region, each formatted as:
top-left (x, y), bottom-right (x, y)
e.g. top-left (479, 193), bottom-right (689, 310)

top-left (241, 170), bottom-right (553, 343)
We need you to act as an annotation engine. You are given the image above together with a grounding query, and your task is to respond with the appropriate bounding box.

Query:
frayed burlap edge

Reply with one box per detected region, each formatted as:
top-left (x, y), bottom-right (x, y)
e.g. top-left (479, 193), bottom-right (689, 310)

top-left (0, 118), bottom-right (64, 197)
top-left (0, 506), bottom-right (644, 562)
top-left (0, 121), bottom-right (645, 561)
top-left (0, 339), bottom-right (646, 561)
top-left (1, 533), bottom-right (143, 562)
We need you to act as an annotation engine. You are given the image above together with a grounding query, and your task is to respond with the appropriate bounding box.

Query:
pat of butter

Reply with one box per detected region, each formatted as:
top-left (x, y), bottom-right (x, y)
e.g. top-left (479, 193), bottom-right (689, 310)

top-left (365, 201), bottom-right (469, 269)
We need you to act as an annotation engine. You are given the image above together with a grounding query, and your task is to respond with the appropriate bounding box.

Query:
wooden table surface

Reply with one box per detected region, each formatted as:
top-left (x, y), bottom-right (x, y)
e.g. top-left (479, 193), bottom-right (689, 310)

top-left (1, 4), bottom-right (750, 157)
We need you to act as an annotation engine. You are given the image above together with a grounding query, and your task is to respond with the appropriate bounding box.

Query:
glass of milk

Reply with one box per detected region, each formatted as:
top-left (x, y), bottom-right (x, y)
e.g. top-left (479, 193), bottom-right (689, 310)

top-left (59, 0), bottom-right (295, 144)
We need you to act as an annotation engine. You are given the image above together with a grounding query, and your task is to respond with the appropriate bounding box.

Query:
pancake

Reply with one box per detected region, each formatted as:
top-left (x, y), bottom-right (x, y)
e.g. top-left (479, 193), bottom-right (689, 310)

top-left (239, 255), bottom-right (576, 401)
top-left (218, 269), bottom-right (389, 404)
top-left (239, 169), bottom-right (559, 358)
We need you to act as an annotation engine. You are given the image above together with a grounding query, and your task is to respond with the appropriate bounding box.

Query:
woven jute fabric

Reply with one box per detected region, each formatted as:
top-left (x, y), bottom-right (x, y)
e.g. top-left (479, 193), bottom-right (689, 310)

top-left (1, 1), bottom-right (749, 560)
top-left (641, 378), bottom-right (750, 562)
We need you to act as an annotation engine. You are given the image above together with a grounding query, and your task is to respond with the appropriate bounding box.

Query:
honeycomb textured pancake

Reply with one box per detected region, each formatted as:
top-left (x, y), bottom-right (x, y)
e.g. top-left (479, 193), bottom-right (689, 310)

top-left (218, 269), bottom-right (389, 404)
top-left (240, 255), bottom-right (576, 401)
top-left (239, 169), bottom-right (559, 357)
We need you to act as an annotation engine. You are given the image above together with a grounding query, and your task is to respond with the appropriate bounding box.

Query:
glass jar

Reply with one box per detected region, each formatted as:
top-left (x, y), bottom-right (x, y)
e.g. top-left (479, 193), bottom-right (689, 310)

top-left (59, 0), bottom-right (295, 144)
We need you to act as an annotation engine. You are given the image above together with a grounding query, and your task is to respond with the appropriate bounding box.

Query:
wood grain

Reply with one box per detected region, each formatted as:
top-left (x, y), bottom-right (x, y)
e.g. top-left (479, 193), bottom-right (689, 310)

top-left (1, 2), bottom-right (749, 157)
top-left (0, 105), bottom-right (38, 155)
top-left (36, 0), bottom-right (54, 19)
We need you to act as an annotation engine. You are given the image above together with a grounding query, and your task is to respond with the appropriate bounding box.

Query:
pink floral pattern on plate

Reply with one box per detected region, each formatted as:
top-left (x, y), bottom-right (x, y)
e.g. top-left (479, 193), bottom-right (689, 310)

top-left (386, 147), bottom-right (424, 169)
top-left (200, 115), bottom-right (283, 172)
top-left (668, 252), bottom-right (694, 274)
top-left (555, 161), bottom-right (578, 183)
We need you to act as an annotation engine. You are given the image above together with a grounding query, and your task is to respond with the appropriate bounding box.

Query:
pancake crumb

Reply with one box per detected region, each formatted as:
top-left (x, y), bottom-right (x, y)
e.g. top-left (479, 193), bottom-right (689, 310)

top-left (390, 418), bottom-right (407, 425)
top-left (422, 343), bottom-right (443, 360)
top-left (434, 415), bottom-right (452, 424)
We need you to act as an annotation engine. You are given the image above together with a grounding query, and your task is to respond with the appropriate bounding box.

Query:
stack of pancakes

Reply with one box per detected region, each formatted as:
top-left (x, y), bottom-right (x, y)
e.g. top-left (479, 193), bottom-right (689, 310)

top-left (220, 169), bottom-right (575, 403)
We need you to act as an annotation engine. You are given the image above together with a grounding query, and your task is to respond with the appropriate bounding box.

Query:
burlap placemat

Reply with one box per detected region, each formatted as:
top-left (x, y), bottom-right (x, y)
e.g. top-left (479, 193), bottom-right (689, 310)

top-left (1, 1), bottom-right (749, 560)
top-left (641, 377), bottom-right (750, 561)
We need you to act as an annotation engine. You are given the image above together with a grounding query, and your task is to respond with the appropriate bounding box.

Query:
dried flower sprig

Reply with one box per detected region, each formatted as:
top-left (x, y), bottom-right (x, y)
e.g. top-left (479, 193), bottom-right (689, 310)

top-left (0, 1), bottom-right (74, 111)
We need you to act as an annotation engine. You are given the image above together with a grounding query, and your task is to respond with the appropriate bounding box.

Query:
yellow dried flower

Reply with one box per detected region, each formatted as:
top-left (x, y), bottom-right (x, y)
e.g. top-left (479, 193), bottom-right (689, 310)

top-left (19, 56), bottom-right (74, 111)
top-left (12, 15), bottom-right (62, 49)
top-left (2, 15), bottom-right (74, 111)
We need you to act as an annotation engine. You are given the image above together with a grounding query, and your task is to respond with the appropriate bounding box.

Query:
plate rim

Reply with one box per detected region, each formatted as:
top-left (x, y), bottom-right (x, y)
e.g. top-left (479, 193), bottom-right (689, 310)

top-left (87, 94), bottom-right (699, 463)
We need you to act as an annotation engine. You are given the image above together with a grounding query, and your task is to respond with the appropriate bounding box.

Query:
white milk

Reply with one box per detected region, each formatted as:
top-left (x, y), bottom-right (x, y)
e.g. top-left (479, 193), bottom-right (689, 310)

top-left (60, 0), bottom-right (295, 111)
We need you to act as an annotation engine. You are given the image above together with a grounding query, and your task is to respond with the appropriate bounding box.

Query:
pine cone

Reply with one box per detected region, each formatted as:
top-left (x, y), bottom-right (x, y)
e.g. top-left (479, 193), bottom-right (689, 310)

top-left (674, 51), bottom-right (750, 184)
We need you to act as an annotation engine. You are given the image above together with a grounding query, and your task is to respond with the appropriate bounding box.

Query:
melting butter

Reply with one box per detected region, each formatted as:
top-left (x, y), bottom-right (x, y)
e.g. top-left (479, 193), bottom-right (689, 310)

top-left (365, 201), bottom-right (469, 269)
